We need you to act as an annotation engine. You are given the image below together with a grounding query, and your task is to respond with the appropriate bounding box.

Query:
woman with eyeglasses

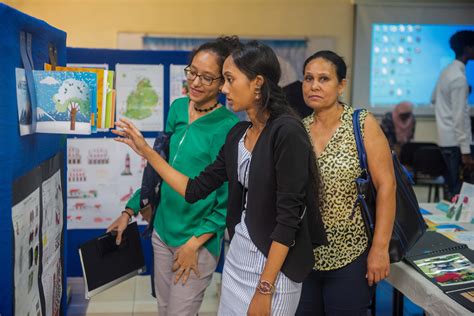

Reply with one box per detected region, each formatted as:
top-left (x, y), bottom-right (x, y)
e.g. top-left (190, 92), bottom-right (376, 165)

top-left (113, 41), bottom-right (327, 315)
top-left (107, 36), bottom-right (240, 315)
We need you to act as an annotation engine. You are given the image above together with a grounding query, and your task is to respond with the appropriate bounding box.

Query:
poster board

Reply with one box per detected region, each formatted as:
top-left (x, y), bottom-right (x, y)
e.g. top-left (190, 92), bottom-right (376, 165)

top-left (65, 48), bottom-right (190, 277)
top-left (0, 4), bottom-right (68, 315)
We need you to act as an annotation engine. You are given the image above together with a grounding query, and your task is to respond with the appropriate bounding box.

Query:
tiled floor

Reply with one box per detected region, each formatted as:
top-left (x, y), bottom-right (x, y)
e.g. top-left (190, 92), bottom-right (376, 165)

top-left (67, 273), bottom-right (221, 316)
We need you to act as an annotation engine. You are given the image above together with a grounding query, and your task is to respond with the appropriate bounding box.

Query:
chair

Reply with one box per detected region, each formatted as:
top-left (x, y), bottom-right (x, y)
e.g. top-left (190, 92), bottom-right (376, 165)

top-left (400, 142), bottom-right (438, 169)
top-left (412, 145), bottom-right (447, 202)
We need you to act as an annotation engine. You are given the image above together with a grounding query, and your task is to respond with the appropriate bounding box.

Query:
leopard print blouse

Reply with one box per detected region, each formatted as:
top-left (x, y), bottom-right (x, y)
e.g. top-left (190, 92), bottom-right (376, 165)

top-left (303, 105), bottom-right (369, 271)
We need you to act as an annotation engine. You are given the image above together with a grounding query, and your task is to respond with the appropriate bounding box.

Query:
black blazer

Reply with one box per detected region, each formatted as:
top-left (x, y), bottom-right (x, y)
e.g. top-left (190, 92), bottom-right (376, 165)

top-left (185, 115), bottom-right (327, 282)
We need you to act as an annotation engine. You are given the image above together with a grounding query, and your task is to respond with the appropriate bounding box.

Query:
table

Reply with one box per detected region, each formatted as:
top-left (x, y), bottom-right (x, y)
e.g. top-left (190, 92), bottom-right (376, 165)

top-left (385, 203), bottom-right (473, 316)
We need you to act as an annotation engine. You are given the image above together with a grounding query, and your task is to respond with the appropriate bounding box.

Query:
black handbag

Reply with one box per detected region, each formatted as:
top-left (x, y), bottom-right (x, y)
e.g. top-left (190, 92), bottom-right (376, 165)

top-left (352, 109), bottom-right (426, 263)
top-left (139, 131), bottom-right (171, 238)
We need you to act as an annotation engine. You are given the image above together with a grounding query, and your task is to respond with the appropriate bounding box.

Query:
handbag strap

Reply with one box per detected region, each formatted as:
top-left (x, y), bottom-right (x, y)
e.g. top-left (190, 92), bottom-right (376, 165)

top-left (352, 109), bottom-right (369, 172)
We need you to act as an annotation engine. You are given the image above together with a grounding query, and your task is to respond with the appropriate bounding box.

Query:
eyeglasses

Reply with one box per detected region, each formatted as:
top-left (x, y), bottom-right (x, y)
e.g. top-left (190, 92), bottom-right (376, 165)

top-left (184, 66), bottom-right (222, 86)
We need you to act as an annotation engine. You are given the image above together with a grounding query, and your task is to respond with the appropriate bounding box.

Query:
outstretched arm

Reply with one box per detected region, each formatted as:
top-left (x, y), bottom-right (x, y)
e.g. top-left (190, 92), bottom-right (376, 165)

top-left (113, 118), bottom-right (189, 196)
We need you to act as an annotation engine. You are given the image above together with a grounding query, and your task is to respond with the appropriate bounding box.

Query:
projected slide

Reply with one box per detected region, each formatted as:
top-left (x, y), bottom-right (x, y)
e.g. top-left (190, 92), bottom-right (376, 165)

top-left (370, 24), bottom-right (474, 107)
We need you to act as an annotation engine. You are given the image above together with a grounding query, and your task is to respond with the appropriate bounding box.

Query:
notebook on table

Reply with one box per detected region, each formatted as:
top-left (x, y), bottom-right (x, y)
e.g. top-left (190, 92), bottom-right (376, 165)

top-left (405, 231), bottom-right (474, 311)
top-left (78, 222), bottom-right (146, 299)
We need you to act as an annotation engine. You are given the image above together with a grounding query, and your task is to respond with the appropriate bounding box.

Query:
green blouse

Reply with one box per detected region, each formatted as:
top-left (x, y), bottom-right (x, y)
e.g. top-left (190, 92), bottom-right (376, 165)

top-left (126, 97), bottom-right (238, 257)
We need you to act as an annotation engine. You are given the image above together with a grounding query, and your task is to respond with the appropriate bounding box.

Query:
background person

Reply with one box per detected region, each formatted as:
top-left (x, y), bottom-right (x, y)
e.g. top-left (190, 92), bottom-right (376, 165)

top-left (432, 30), bottom-right (474, 199)
top-left (380, 101), bottom-right (416, 156)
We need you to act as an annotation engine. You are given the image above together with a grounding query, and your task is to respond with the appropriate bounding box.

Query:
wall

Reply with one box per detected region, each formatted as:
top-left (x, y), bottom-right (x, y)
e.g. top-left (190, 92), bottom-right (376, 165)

top-left (2, 0), bottom-right (354, 55)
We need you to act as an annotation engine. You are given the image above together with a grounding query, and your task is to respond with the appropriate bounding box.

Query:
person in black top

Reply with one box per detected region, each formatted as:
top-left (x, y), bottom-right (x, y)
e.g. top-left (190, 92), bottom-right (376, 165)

top-left (113, 41), bottom-right (327, 315)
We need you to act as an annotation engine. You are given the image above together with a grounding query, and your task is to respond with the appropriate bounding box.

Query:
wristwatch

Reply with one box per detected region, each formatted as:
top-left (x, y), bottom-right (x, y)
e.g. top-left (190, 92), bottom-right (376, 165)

top-left (256, 280), bottom-right (275, 295)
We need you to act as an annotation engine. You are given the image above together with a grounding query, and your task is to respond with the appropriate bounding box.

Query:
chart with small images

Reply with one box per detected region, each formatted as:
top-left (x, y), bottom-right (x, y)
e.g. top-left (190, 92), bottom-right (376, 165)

top-left (41, 170), bottom-right (63, 316)
top-left (67, 138), bottom-right (151, 229)
top-left (12, 187), bottom-right (42, 316)
top-left (11, 153), bottom-right (64, 316)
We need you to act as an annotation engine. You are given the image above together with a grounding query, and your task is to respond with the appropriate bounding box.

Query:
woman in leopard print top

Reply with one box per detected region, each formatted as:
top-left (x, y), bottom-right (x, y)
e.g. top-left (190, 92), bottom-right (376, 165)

top-left (296, 51), bottom-right (396, 315)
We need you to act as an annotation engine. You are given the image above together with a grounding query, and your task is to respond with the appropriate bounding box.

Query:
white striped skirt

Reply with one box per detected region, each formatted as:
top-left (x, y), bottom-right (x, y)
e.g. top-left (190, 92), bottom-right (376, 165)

top-left (218, 212), bottom-right (302, 315)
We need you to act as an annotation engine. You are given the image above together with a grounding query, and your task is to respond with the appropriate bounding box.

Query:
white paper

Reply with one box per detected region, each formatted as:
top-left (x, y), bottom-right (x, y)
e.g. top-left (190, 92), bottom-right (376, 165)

top-left (457, 182), bottom-right (474, 222)
top-left (67, 138), bottom-right (152, 229)
top-left (41, 170), bottom-right (63, 316)
top-left (12, 188), bottom-right (43, 316)
top-left (116, 64), bottom-right (164, 131)
top-left (169, 64), bottom-right (188, 105)
top-left (41, 252), bottom-right (62, 316)
top-left (42, 170), bottom-right (63, 264)
top-left (15, 68), bottom-right (34, 136)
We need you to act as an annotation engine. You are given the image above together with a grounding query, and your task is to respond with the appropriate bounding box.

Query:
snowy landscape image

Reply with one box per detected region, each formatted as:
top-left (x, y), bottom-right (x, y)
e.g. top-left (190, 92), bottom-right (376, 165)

top-left (33, 71), bottom-right (97, 134)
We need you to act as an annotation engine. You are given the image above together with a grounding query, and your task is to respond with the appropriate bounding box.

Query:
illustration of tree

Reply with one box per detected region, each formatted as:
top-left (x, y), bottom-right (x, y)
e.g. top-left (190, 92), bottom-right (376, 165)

top-left (68, 102), bottom-right (80, 130)
top-left (53, 79), bottom-right (91, 129)
top-left (125, 78), bottom-right (159, 120)
top-left (54, 96), bottom-right (90, 127)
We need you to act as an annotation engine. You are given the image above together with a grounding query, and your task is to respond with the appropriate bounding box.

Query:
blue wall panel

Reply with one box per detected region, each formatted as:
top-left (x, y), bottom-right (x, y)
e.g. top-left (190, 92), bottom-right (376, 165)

top-left (0, 4), bottom-right (67, 315)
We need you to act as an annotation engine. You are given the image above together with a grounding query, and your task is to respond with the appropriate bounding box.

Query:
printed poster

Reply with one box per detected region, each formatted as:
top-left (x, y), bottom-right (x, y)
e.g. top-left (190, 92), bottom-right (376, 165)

top-left (12, 153), bottom-right (64, 315)
top-left (67, 138), bottom-right (152, 229)
top-left (116, 64), bottom-right (164, 131)
top-left (67, 63), bottom-right (109, 130)
top-left (33, 70), bottom-right (97, 135)
top-left (45, 64), bottom-right (107, 131)
top-left (169, 64), bottom-right (188, 105)
top-left (41, 170), bottom-right (63, 316)
top-left (12, 187), bottom-right (43, 316)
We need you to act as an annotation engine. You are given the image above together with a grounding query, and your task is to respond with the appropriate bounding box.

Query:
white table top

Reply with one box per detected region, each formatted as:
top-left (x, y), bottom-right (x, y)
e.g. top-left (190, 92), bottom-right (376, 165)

top-left (385, 203), bottom-right (473, 316)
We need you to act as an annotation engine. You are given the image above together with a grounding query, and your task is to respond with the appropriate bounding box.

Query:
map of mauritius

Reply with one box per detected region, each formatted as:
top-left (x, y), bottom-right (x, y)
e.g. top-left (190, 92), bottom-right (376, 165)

top-left (124, 78), bottom-right (159, 120)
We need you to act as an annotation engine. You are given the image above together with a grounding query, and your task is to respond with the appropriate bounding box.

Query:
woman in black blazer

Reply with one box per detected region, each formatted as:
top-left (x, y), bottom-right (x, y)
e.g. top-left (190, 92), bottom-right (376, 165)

top-left (114, 41), bottom-right (327, 315)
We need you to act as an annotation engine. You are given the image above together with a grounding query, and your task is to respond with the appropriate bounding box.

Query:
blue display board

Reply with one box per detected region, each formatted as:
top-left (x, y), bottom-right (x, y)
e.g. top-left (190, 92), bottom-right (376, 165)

top-left (0, 4), bottom-right (67, 316)
top-left (65, 48), bottom-right (191, 277)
